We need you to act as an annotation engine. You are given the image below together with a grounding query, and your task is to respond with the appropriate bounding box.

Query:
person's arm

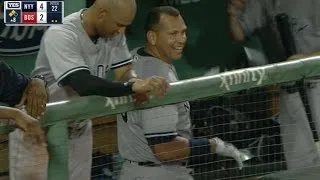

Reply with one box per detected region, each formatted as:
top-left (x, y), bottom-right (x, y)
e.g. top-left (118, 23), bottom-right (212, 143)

top-left (0, 61), bottom-right (48, 118)
top-left (0, 106), bottom-right (45, 145)
top-left (43, 29), bottom-right (168, 98)
top-left (149, 134), bottom-right (245, 168)
top-left (0, 106), bottom-right (23, 120)
top-left (0, 61), bottom-right (29, 106)
top-left (228, 0), bottom-right (266, 42)
top-left (59, 70), bottom-right (134, 97)
top-left (138, 105), bottom-right (245, 167)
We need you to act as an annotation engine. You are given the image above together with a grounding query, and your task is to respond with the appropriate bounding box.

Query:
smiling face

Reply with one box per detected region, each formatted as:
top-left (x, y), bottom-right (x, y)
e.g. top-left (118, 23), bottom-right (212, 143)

top-left (150, 14), bottom-right (187, 63)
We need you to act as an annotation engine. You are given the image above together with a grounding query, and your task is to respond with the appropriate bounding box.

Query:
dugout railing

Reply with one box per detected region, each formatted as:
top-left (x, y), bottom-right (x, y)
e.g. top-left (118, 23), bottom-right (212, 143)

top-left (1, 56), bottom-right (320, 179)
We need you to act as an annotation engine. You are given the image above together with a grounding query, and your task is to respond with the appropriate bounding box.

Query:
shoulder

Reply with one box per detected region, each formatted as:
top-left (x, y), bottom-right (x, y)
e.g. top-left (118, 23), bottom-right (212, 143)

top-left (44, 10), bottom-right (82, 43)
top-left (130, 48), bottom-right (170, 78)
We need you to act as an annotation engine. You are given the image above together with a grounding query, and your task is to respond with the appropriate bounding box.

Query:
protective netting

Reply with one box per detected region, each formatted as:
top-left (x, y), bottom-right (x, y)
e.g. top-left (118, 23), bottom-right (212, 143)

top-left (2, 57), bottom-right (320, 180)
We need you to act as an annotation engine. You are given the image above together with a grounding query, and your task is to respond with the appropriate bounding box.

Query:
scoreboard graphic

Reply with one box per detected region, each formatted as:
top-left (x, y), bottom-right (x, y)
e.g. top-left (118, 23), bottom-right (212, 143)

top-left (4, 1), bottom-right (64, 26)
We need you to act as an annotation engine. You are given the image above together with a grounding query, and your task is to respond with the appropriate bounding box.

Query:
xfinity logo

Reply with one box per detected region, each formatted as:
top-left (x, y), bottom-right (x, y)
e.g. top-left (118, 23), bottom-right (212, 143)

top-left (104, 96), bottom-right (135, 110)
top-left (219, 68), bottom-right (266, 91)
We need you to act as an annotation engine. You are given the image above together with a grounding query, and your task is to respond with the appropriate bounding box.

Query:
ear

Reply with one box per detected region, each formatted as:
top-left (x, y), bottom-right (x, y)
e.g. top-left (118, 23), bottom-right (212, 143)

top-left (147, 30), bottom-right (157, 45)
top-left (97, 8), bottom-right (107, 20)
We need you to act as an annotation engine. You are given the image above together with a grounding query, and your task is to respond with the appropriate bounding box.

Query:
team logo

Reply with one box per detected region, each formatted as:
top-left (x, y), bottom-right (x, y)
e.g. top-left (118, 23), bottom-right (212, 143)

top-left (0, 1), bottom-right (48, 56)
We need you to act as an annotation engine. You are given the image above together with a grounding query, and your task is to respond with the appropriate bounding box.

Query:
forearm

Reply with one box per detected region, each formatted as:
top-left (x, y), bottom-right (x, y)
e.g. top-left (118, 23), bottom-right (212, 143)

top-left (152, 136), bottom-right (243, 165)
top-left (0, 106), bottom-right (20, 120)
top-left (229, 15), bottom-right (246, 42)
top-left (60, 70), bottom-right (134, 97)
top-left (152, 136), bottom-right (191, 162)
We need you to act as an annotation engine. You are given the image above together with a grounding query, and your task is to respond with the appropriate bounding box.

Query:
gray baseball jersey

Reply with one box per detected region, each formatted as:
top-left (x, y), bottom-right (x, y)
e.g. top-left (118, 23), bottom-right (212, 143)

top-left (117, 47), bottom-right (192, 163)
top-left (32, 9), bottom-right (132, 103)
top-left (9, 9), bottom-right (132, 180)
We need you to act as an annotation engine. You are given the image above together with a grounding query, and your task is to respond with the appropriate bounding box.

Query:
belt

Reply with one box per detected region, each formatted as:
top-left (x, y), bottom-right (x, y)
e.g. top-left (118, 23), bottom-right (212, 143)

top-left (127, 160), bottom-right (187, 167)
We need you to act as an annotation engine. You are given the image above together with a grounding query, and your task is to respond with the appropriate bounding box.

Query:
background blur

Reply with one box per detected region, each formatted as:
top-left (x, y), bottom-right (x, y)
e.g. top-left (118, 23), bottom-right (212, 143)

top-left (0, 0), bottom-right (248, 79)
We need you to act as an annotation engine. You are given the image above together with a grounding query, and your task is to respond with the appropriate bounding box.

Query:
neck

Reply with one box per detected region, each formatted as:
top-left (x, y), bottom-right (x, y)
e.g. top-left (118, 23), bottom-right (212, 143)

top-left (82, 8), bottom-right (99, 41)
top-left (144, 45), bottom-right (171, 64)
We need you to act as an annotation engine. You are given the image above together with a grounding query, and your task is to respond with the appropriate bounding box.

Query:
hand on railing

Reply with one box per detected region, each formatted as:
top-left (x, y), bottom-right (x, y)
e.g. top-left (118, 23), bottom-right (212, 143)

top-left (130, 76), bottom-right (170, 105)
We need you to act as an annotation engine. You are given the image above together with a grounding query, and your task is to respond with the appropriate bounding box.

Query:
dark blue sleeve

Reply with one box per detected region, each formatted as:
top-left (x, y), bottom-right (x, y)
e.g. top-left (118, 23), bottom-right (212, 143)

top-left (0, 61), bottom-right (30, 106)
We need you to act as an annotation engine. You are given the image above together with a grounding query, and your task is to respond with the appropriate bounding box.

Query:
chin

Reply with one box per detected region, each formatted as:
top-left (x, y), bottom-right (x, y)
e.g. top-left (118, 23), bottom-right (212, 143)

top-left (173, 54), bottom-right (183, 60)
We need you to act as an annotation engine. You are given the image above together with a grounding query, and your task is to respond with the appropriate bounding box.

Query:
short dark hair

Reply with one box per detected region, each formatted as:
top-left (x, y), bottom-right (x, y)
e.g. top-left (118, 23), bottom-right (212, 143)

top-left (144, 6), bottom-right (180, 32)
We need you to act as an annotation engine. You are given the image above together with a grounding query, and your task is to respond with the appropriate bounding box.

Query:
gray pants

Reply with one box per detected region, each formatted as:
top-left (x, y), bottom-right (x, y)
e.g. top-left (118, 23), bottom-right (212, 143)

top-left (119, 161), bottom-right (193, 180)
top-left (306, 79), bottom-right (320, 141)
top-left (278, 87), bottom-right (320, 170)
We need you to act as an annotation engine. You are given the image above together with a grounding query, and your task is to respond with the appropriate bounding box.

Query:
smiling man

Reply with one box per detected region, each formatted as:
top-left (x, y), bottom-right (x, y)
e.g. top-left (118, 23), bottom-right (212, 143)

top-left (117, 6), bottom-right (246, 180)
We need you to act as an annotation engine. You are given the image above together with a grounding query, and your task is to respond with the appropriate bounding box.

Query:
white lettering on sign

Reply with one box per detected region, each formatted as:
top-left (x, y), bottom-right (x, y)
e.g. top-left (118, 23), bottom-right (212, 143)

top-left (219, 68), bottom-right (266, 91)
top-left (104, 96), bottom-right (135, 110)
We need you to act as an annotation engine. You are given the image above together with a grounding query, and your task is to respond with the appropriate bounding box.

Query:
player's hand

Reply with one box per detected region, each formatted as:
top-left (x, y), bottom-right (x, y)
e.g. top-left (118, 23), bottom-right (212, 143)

top-left (228, 0), bottom-right (247, 17)
top-left (210, 137), bottom-right (248, 170)
top-left (14, 109), bottom-right (46, 146)
top-left (132, 76), bottom-right (170, 97)
top-left (17, 78), bottom-right (48, 119)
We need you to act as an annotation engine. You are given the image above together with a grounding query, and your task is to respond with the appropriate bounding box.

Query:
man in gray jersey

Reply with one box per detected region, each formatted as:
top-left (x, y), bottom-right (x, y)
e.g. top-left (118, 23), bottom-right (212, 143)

top-left (117, 6), bottom-right (247, 180)
top-left (228, 0), bottom-right (320, 169)
top-left (9, 0), bottom-right (169, 180)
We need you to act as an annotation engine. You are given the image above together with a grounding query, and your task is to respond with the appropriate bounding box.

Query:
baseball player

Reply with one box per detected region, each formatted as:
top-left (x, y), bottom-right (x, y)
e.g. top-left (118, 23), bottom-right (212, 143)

top-left (117, 6), bottom-right (247, 180)
top-left (9, 0), bottom-right (169, 180)
top-left (0, 61), bottom-right (46, 145)
top-left (228, 0), bottom-right (320, 169)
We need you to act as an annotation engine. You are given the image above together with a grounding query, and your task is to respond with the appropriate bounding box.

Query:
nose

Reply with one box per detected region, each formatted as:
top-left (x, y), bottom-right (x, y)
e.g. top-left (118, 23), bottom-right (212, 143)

top-left (177, 32), bottom-right (187, 43)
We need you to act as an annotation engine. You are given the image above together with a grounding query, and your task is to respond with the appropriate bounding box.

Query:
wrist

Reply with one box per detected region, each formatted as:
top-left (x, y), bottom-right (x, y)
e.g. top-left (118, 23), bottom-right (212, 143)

top-left (124, 81), bottom-right (135, 93)
top-left (210, 138), bottom-right (225, 154)
top-left (12, 108), bottom-right (23, 121)
top-left (32, 75), bottom-right (47, 87)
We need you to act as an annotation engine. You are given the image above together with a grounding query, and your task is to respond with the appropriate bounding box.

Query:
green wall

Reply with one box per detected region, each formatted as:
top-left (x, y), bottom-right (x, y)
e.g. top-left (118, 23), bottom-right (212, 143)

top-left (1, 0), bottom-right (246, 79)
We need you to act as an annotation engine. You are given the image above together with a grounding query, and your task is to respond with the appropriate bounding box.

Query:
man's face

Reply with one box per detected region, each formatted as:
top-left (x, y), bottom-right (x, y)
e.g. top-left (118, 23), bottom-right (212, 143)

top-left (154, 14), bottom-right (187, 62)
top-left (96, 8), bottom-right (135, 38)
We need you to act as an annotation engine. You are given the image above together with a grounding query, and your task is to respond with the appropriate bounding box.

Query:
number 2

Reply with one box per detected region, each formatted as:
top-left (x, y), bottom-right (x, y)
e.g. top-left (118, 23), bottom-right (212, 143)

top-left (40, 14), bottom-right (43, 21)
top-left (51, 6), bottom-right (57, 12)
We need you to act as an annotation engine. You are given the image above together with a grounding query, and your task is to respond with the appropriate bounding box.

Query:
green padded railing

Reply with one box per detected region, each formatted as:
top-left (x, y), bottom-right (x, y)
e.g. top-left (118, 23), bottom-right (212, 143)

top-left (1, 56), bottom-right (320, 179)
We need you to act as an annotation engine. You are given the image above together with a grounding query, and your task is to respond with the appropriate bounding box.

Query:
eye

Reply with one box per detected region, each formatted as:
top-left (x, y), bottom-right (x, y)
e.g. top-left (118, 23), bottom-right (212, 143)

top-left (169, 31), bottom-right (178, 35)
